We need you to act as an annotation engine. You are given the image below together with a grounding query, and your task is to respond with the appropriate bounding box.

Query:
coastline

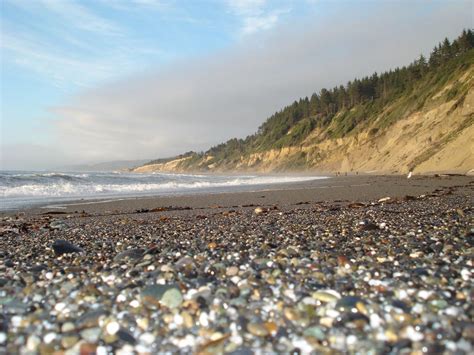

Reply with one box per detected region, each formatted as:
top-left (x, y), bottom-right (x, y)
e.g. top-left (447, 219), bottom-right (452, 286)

top-left (3, 174), bottom-right (472, 216)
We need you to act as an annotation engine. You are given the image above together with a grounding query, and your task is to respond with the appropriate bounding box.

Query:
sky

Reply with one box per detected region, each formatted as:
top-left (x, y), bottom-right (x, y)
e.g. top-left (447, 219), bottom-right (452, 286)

top-left (1, 0), bottom-right (473, 170)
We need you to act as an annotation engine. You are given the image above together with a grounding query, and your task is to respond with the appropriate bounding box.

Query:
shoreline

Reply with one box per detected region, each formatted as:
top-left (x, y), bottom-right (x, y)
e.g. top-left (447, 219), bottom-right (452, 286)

top-left (3, 174), bottom-right (472, 217)
top-left (0, 173), bottom-right (331, 215)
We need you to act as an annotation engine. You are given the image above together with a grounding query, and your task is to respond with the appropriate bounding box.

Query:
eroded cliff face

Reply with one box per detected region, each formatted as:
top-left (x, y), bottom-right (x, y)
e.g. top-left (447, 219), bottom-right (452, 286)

top-left (134, 66), bottom-right (474, 175)
top-left (133, 156), bottom-right (192, 173)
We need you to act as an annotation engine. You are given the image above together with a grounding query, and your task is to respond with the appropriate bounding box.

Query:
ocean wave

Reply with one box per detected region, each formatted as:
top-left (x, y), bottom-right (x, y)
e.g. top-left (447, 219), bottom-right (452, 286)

top-left (0, 173), bottom-right (325, 198)
top-left (0, 172), bottom-right (89, 185)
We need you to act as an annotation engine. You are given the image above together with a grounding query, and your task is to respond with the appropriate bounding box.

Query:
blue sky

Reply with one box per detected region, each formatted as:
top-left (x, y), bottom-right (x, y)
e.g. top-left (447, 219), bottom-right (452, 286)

top-left (1, 0), bottom-right (298, 143)
top-left (1, 0), bottom-right (472, 169)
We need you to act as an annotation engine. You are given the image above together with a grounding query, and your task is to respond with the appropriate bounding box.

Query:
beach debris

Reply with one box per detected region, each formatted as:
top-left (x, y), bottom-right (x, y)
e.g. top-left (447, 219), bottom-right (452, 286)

top-left (348, 202), bottom-right (366, 208)
top-left (378, 196), bottom-right (391, 203)
top-left (49, 220), bottom-right (68, 230)
top-left (254, 207), bottom-right (267, 215)
top-left (41, 211), bottom-right (68, 215)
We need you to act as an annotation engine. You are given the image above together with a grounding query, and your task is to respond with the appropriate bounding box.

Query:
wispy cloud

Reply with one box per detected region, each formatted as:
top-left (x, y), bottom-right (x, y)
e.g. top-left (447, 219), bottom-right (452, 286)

top-left (38, 0), bottom-right (122, 36)
top-left (1, 31), bottom-right (110, 87)
top-left (227, 0), bottom-right (267, 15)
top-left (97, 0), bottom-right (171, 12)
top-left (241, 8), bottom-right (289, 35)
top-left (226, 0), bottom-right (289, 36)
top-left (0, 2), bottom-right (167, 89)
top-left (0, 29), bottom-right (134, 88)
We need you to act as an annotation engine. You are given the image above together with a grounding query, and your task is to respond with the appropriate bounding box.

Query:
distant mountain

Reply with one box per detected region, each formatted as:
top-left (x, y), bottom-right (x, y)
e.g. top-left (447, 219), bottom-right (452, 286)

top-left (135, 30), bottom-right (474, 175)
top-left (60, 159), bottom-right (152, 172)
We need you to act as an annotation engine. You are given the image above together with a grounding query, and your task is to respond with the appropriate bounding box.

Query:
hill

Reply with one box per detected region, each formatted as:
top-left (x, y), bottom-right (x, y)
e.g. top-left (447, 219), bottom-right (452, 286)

top-left (134, 30), bottom-right (474, 175)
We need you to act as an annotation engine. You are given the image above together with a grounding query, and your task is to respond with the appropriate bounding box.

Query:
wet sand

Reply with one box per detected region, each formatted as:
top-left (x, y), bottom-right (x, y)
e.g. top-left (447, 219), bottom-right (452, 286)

top-left (6, 174), bottom-right (473, 216)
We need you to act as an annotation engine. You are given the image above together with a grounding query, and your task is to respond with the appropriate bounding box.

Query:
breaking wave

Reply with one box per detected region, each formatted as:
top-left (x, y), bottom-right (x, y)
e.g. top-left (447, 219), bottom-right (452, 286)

top-left (0, 171), bottom-right (328, 209)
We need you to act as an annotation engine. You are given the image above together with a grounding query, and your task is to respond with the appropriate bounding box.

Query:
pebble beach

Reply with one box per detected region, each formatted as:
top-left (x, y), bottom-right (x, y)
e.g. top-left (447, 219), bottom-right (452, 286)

top-left (1, 175), bottom-right (473, 354)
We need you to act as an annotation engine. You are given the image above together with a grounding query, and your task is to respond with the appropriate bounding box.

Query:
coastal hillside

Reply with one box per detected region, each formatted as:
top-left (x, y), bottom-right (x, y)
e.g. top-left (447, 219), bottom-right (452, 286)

top-left (135, 31), bottom-right (474, 174)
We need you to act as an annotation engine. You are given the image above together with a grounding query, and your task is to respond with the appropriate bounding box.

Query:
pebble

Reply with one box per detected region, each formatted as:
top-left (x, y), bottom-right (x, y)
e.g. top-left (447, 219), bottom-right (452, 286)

top-left (114, 248), bottom-right (144, 261)
top-left (52, 239), bottom-right (84, 255)
top-left (312, 290), bottom-right (341, 303)
top-left (247, 323), bottom-right (269, 337)
top-left (0, 193), bottom-right (472, 354)
top-left (141, 284), bottom-right (183, 308)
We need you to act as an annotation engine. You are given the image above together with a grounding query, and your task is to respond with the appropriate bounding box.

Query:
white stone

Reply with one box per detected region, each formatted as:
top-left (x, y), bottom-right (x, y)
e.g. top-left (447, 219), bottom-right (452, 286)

top-left (199, 312), bottom-right (209, 327)
top-left (139, 333), bottom-right (155, 345)
top-left (55, 302), bottom-right (66, 312)
top-left (370, 313), bottom-right (382, 328)
top-left (405, 326), bottom-right (423, 342)
top-left (106, 321), bottom-right (120, 335)
top-left (26, 335), bottom-right (41, 351)
top-left (418, 290), bottom-right (432, 300)
top-left (43, 332), bottom-right (57, 344)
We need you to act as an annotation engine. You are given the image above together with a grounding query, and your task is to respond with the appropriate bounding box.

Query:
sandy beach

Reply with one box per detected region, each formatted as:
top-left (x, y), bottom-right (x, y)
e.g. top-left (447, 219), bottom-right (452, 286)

top-left (0, 175), bottom-right (473, 353)
top-left (3, 174), bottom-right (472, 216)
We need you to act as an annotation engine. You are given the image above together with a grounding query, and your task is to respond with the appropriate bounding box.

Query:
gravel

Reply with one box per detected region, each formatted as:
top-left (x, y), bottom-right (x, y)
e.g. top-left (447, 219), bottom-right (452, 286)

top-left (0, 187), bottom-right (473, 354)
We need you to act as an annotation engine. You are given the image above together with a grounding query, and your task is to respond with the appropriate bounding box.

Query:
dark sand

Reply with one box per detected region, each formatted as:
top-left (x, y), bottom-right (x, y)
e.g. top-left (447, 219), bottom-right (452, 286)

top-left (7, 174), bottom-right (473, 217)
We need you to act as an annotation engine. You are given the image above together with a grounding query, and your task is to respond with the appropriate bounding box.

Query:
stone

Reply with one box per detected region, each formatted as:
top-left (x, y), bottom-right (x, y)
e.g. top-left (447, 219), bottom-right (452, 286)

top-left (114, 248), bottom-right (144, 262)
top-left (52, 240), bottom-right (84, 255)
top-left (141, 284), bottom-right (183, 308)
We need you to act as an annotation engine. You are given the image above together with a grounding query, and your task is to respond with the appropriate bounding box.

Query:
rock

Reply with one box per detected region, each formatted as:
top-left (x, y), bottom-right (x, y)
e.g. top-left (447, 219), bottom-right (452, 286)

top-left (26, 335), bottom-right (41, 352)
top-left (141, 284), bottom-right (183, 308)
top-left (117, 329), bottom-right (136, 345)
top-left (76, 309), bottom-right (108, 329)
top-left (359, 221), bottom-right (379, 231)
top-left (175, 256), bottom-right (196, 276)
top-left (247, 323), bottom-right (269, 337)
top-left (336, 296), bottom-right (365, 312)
top-left (49, 221), bottom-right (68, 230)
top-left (114, 248), bottom-right (144, 262)
top-left (226, 266), bottom-right (239, 277)
top-left (312, 290), bottom-right (341, 303)
top-left (0, 314), bottom-right (7, 333)
top-left (80, 327), bottom-right (101, 343)
top-left (61, 335), bottom-right (79, 349)
top-left (30, 264), bottom-right (48, 273)
top-left (303, 326), bottom-right (326, 340)
top-left (52, 240), bottom-right (83, 255)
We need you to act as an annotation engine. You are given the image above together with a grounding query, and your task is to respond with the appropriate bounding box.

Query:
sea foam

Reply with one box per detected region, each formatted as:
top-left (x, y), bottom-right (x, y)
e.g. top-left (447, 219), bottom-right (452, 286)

top-left (0, 171), bottom-right (328, 210)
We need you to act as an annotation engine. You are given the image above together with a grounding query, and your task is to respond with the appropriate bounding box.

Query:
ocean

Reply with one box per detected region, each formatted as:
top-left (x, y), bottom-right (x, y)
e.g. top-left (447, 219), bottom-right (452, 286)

top-left (0, 171), bottom-right (328, 211)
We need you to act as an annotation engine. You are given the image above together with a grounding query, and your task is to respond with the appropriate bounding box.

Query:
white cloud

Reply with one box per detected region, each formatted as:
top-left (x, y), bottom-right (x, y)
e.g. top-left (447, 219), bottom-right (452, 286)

top-left (241, 8), bottom-right (288, 35)
top-left (226, 0), bottom-right (287, 36)
top-left (97, 0), bottom-right (171, 12)
top-left (227, 0), bottom-right (267, 16)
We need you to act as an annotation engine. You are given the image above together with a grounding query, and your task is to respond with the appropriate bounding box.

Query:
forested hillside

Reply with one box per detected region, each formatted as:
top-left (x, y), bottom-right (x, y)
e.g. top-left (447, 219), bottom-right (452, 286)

top-left (136, 30), bottom-right (474, 174)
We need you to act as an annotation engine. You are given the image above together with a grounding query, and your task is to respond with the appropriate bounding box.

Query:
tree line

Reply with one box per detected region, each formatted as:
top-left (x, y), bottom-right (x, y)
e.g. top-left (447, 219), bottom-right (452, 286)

top-left (203, 29), bottom-right (473, 159)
